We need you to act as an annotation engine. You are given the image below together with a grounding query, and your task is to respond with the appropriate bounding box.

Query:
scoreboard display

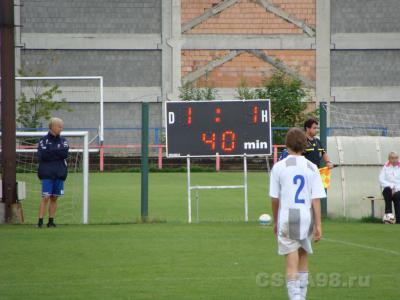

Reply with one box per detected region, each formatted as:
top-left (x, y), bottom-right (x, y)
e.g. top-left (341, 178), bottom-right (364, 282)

top-left (165, 100), bottom-right (272, 157)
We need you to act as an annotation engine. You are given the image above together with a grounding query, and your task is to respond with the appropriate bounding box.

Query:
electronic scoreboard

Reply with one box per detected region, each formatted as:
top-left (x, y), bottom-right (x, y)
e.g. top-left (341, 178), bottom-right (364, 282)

top-left (165, 100), bottom-right (272, 157)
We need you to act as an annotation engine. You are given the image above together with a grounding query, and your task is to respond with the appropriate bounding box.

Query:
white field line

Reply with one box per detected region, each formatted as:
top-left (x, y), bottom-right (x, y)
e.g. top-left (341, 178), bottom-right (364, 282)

top-left (322, 237), bottom-right (400, 256)
top-left (0, 275), bottom-right (251, 288)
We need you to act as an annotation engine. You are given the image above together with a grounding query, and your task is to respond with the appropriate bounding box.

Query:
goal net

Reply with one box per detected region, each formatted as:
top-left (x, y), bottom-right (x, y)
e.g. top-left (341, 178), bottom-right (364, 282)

top-left (0, 131), bottom-right (89, 224)
top-left (326, 103), bottom-right (400, 219)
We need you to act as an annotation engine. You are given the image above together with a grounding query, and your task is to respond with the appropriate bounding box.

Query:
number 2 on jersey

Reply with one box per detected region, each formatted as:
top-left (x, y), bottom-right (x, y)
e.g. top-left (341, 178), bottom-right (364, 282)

top-left (293, 175), bottom-right (305, 204)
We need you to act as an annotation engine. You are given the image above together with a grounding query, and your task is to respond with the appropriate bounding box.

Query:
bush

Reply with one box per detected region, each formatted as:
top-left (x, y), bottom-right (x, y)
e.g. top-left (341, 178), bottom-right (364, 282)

top-left (235, 70), bottom-right (317, 144)
top-left (179, 82), bottom-right (217, 101)
top-left (179, 82), bottom-right (200, 100)
top-left (236, 77), bottom-right (257, 100)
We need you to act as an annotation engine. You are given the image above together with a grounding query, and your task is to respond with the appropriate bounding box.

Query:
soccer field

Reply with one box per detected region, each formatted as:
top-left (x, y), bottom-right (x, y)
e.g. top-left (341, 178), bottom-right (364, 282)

top-left (16, 172), bottom-right (271, 224)
top-left (1, 172), bottom-right (399, 299)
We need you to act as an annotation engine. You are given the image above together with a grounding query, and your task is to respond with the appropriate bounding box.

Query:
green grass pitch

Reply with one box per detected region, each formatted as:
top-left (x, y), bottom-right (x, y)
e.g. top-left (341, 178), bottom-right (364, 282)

top-left (1, 172), bottom-right (399, 299)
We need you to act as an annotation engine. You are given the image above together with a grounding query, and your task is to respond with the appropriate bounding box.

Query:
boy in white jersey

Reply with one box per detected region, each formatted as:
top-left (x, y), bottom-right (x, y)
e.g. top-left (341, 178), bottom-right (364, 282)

top-left (270, 128), bottom-right (326, 300)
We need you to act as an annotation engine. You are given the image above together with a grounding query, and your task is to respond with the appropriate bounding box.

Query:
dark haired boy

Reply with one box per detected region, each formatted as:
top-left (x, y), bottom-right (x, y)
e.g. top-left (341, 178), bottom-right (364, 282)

top-left (270, 128), bottom-right (326, 300)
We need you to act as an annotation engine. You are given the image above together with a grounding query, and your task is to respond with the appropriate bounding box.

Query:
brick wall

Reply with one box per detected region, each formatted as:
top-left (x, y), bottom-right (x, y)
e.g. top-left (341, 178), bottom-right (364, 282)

top-left (182, 0), bottom-right (315, 34)
top-left (181, 0), bottom-right (316, 89)
top-left (182, 50), bottom-right (315, 88)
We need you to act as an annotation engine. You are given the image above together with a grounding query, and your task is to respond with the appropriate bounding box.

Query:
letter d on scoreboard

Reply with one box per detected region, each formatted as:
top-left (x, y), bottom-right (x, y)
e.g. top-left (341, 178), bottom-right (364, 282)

top-left (165, 100), bottom-right (272, 157)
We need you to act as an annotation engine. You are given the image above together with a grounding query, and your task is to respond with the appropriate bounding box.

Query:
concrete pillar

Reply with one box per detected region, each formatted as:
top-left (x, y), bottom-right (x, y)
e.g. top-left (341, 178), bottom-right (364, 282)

top-left (161, 0), bottom-right (172, 103)
top-left (162, 0), bottom-right (182, 102)
top-left (316, 0), bottom-right (332, 126)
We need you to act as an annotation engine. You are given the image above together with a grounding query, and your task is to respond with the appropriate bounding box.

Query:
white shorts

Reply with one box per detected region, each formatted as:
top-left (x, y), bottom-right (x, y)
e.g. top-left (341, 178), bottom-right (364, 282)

top-left (278, 234), bottom-right (313, 255)
top-left (277, 209), bottom-right (314, 255)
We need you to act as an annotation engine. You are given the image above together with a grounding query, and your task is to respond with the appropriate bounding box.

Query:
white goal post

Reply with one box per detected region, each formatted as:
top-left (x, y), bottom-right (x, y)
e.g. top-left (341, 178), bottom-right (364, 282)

top-left (15, 76), bottom-right (104, 143)
top-left (1, 131), bottom-right (90, 224)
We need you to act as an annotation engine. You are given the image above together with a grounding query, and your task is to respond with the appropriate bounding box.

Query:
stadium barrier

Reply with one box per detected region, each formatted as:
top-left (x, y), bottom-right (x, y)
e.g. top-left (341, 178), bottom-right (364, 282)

top-left (327, 136), bottom-right (399, 219)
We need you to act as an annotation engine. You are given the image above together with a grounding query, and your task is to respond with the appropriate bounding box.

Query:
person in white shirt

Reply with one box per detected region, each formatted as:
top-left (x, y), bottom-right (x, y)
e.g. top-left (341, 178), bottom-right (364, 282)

top-left (379, 151), bottom-right (400, 223)
top-left (270, 128), bottom-right (326, 300)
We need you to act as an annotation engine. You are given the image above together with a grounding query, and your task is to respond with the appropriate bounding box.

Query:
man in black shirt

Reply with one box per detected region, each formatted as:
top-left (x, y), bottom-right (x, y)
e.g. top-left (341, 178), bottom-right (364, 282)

top-left (303, 118), bottom-right (333, 169)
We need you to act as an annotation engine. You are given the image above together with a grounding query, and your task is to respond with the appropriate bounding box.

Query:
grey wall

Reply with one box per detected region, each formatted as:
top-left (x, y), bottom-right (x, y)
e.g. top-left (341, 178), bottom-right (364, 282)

top-left (55, 102), bottom-right (162, 149)
top-left (18, 0), bottom-right (165, 148)
top-left (329, 0), bottom-right (400, 136)
top-left (57, 102), bottom-right (162, 127)
top-left (329, 102), bottom-right (400, 136)
top-left (331, 0), bottom-right (400, 89)
top-left (331, 50), bottom-right (400, 87)
top-left (21, 50), bottom-right (162, 87)
top-left (21, 0), bottom-right (161, 34)
top-left (331, 0), bottom-right (400, 33)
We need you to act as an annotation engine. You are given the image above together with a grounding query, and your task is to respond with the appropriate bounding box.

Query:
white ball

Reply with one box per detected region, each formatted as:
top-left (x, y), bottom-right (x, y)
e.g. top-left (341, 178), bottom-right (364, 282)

top-left (383, 213), bottom-right (396, 224)
top-left (258, 213), bottom-right (272, 226)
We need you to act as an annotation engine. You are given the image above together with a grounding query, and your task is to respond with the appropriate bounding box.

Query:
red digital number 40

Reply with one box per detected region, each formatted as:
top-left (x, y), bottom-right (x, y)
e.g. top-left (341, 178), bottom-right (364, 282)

top-left (201, 130), bottom-right (236, 153)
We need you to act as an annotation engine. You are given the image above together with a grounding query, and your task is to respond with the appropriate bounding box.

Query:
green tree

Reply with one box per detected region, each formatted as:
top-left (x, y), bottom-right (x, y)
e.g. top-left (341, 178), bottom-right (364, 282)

top-left (17, 74), bottom-right (71, 129)
top-left (235, 70), bottom-right (317, 144)
top-left (260, 71), bottom-right (306, 125)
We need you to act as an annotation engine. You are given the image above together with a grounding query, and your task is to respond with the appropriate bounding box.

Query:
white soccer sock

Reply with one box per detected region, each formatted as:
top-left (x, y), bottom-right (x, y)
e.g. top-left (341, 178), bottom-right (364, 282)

top-left (286, 279), bottom-right (301, 300)
top-left (298, 272), bottom-right (309, 300)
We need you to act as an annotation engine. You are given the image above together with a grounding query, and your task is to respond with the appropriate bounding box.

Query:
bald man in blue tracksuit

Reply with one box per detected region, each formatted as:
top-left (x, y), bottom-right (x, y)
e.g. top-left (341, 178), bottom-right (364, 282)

top-left (37, 118), bottom-right (69, 228)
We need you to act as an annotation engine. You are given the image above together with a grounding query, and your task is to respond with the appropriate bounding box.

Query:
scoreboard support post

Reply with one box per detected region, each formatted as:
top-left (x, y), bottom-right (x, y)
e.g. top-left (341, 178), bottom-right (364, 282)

top-left (186, 155), bottom-right (249, 224)
top-left (186, 156), bottom-right (192, 223)
top-left (243, 154), bottom-right (248, 222)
